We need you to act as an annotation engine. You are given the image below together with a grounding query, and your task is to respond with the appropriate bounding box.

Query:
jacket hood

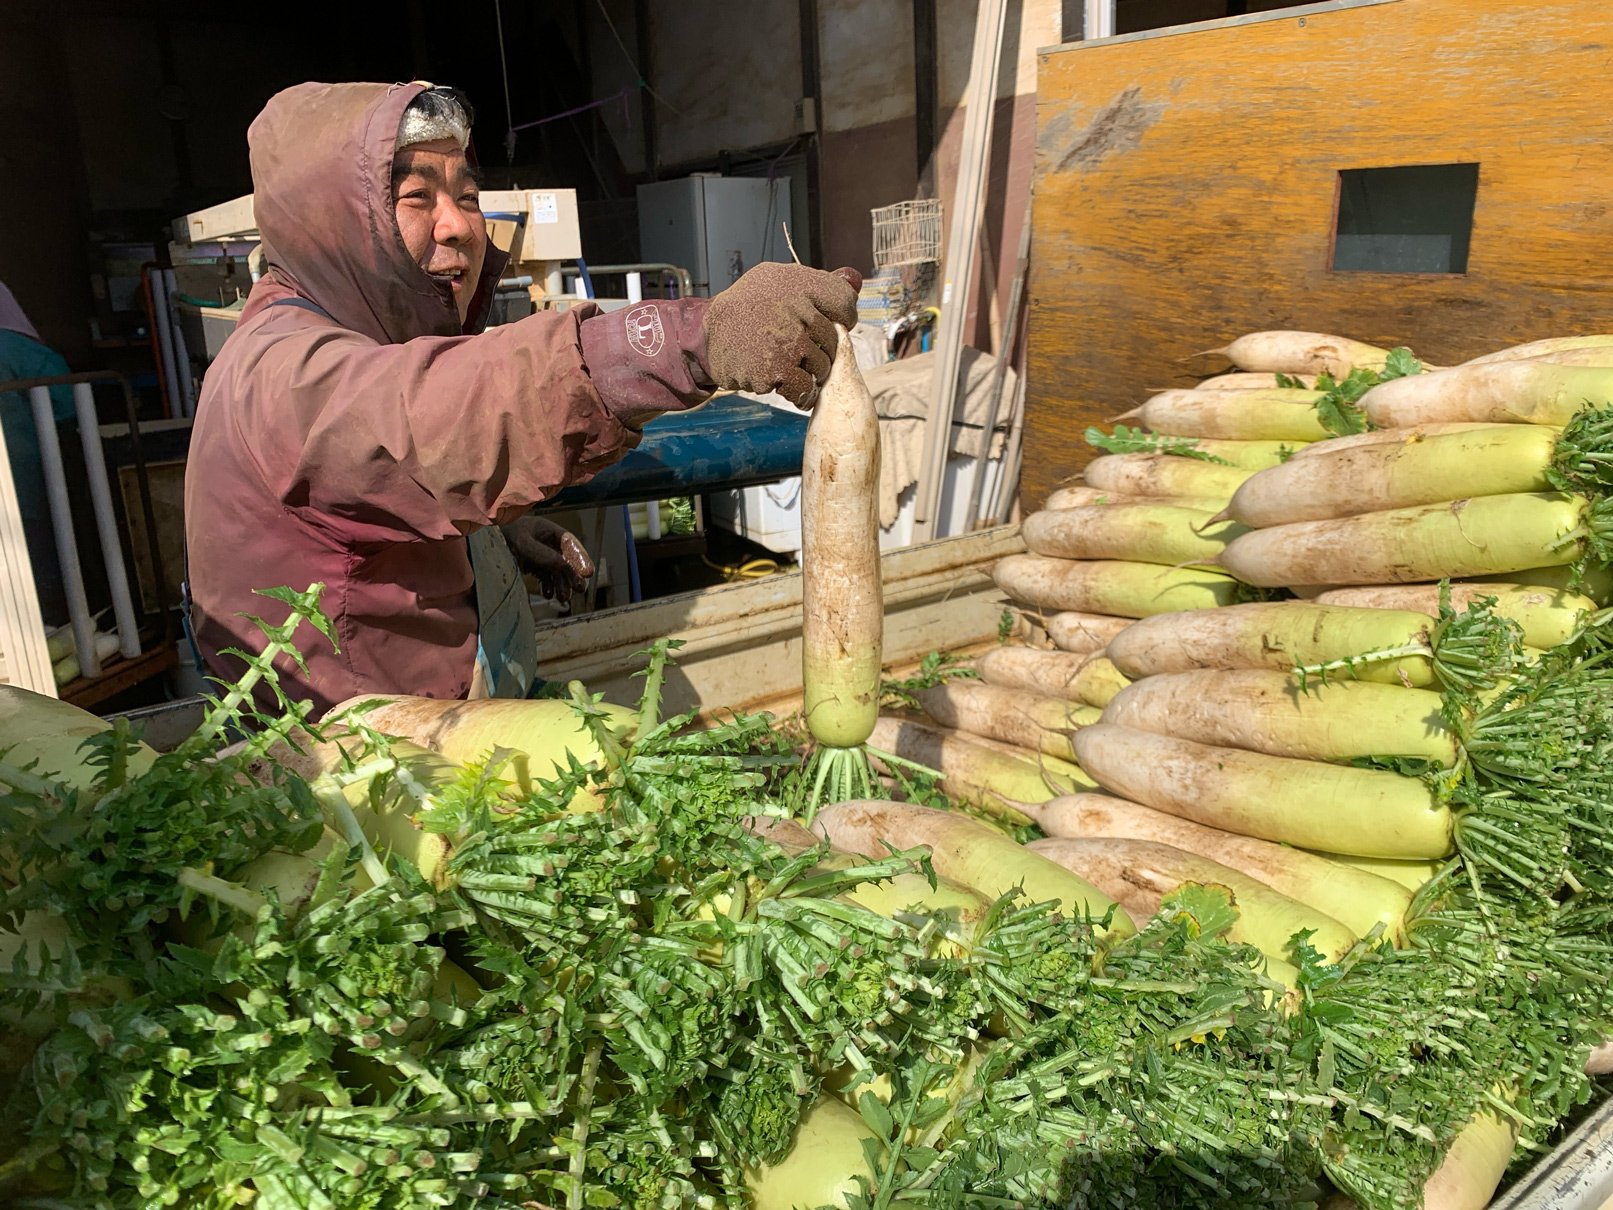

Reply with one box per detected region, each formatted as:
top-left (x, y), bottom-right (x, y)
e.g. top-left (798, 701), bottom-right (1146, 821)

top-left (247, 81), bottom-right (507, 344)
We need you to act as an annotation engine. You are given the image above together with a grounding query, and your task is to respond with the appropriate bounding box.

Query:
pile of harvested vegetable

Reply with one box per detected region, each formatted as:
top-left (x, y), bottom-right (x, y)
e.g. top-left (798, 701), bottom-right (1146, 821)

top-left (2, 329), bottom-right (1612, 1210)
top-left (887, 329), bottom-right (1613, 1205)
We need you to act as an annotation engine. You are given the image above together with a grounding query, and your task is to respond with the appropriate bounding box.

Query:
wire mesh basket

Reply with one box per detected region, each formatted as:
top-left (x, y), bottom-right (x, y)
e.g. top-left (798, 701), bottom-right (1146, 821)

top-left (871, 199), bottom-right (943, 270)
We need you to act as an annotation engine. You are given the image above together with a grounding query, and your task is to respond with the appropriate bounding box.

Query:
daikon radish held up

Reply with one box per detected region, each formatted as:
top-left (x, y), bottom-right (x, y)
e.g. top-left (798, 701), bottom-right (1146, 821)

top-left (1031, 793), bottom-right (1411, 940)
top-left (1044, 484), bottom-right (1229, 513)
top-left (1219, 493), bottom-right (1586, 588)
top-left (1463, 333), bottom-right (1613, 365)
top-left (812, 798), bottom-right (1134, 936)
top-left (1084, 451), bottom-right (1257, 499)
top-left (1286, 421), bottom-right (1526, 460)
top-left (1045, 611), bottom-right (1135, 654)
top-left (1129, 388), bottom-right (1333, 442)
top-left (1072, 723), bottom-right (1454, 858)
top-left (800, 323), bottom-right (883, 750)
top-left (1360, 361), bottom-right (1613, 428)
top-left (1228, 425), bottom-right (1559, 527)
top-left (1106, 601), bottom-right (1437, 687)
top-left (995, 555), bottom-right (1244, 617)
top-left (1028, 836), bottom-right (1355, 962)
top-left (915, 681), bottom-right (1098, 761)
top-left (1024, 503), bottom-right (1245, 566)
top-left (1312, 583), bottom-right (1594, 651)
top-left (1102, 668), bottom-right (1458, 766)
top-left (1212, 330), bottom-right (1392, 376)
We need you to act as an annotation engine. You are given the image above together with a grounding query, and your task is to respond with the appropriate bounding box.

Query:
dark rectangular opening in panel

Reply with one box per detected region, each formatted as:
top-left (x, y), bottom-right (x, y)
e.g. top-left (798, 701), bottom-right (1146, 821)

top-left (1333, 163), bottom-right (1480, 274)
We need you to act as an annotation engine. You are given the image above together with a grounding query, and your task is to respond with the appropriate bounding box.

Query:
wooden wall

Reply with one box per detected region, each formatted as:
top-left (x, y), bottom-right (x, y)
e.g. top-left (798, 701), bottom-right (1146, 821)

top-left (1022, 0), bottom-right (1613, 506)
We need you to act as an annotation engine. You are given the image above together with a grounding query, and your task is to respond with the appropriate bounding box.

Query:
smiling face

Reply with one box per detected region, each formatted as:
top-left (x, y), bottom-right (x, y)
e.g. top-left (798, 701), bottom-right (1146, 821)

top-left (392, 137), bottom-right (487, 323)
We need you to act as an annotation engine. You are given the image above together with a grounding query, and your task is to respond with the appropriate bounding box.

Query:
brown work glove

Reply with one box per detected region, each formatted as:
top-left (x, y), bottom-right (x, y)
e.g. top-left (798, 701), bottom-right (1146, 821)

top-left (702, 263), bottom-right (863, 407)
top-left (500, 515), bottom-right (595, 604)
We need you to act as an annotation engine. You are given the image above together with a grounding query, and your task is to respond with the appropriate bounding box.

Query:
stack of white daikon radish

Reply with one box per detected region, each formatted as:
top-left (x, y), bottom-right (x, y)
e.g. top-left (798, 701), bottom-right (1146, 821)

top-left (866, 329), bottom-right (1613, 969)
top-left (992, 330), bottom-right (1394, 641)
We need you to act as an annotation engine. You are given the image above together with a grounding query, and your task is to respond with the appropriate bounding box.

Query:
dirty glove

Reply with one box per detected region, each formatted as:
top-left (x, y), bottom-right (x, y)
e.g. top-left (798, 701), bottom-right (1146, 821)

top-left (500, 515), bottom-right (595, 604)
top-left (579, 298), bottom-right (716, 431)
top-left (703, 263), bottom-right (863, 407)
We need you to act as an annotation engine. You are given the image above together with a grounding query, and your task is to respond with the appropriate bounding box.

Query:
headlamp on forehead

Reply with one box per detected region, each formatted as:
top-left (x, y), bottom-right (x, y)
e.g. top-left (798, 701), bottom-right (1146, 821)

top-left (396, 84), bottom-right (474, 151)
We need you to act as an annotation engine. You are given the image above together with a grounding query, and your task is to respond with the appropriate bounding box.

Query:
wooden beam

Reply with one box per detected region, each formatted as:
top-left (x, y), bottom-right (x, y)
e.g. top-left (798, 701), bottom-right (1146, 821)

top-left (910, 0), bottom-right (1008, 542)
top-left (60, 645), bottom-right (179, 712)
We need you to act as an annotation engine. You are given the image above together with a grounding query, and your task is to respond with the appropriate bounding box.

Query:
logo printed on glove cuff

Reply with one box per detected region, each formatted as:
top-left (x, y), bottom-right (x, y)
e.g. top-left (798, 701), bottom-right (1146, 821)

top-left (624, 304), bottom-right (665, 358)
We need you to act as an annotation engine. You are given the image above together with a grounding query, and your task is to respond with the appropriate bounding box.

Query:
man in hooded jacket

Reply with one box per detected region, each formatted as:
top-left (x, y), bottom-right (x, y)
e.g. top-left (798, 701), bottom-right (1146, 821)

top-left (185, 82), bottom-right (862, 719)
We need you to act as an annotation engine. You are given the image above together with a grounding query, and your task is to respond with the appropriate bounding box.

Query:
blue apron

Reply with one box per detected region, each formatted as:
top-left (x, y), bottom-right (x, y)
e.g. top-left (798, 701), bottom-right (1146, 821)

top-left (468, 525), bottom-right (538, 699)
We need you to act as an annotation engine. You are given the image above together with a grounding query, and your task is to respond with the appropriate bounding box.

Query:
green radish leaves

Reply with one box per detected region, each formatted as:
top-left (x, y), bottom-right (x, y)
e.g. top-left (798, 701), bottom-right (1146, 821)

top-left (1084, 424), bottom-right (1236, 464)
top-left (880, 649), bottom-right (979, 711)
top-left (1303, 348), bottom-right (1423, 437)
top-left (1309, 369), bottom-right (1377, 436)
top-left (1379, 346), bottom-right (1424, 381)
top-left (1548, 406), bottom-right (1613, 496)
top-left (843, 1057), bottom-right (956, 1210)
top-left (1159, 881), bottom-right (1240, 941)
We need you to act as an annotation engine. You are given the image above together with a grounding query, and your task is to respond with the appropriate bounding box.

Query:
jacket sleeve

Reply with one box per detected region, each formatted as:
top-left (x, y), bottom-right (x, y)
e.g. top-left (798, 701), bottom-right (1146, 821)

top-left (237, 305), bottom-right (640, 545)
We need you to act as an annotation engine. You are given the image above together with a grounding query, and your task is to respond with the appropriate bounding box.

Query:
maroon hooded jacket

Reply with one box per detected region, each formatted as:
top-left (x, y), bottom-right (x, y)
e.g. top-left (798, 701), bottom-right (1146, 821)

top-left (185, 82), bottom-right (706, 719)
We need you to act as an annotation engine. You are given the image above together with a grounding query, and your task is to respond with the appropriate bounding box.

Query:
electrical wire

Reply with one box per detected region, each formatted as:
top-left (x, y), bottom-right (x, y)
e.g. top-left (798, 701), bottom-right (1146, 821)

top-left (702, 555), bottom-right (782, 581)
top-left (592, 0), bottom-right (682, 114)
top-left (493, 0), bottom-right (516, 162)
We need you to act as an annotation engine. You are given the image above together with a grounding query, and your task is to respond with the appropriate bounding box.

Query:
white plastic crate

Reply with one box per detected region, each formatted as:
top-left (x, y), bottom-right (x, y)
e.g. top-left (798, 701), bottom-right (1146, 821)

top-left (708, 478), bottom-right (804, 554)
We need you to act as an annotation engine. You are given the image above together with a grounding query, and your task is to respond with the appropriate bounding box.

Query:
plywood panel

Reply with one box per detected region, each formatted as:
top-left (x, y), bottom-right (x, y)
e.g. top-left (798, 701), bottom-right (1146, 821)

top-left (1023, 0), bottom-right (1613, 506)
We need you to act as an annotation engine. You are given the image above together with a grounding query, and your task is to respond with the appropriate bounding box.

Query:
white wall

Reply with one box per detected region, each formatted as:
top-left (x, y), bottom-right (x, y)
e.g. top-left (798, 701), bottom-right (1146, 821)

top-left (938, 0), bottom-right (1062, 107)
top-left (819, 0), bottom-right (916, 133)
top-left (651, 0), bottom-right (803, 165)
top-left (587, 0), bottom-right (1060, 172)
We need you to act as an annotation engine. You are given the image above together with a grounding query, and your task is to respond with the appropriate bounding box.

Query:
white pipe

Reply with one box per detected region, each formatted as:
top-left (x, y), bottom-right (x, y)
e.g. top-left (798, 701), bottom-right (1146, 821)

top-left (149, 270), bottom-right (184, 418)
top-left (626, 271), bottom-right (643, 303)
top-left (164, 269), bottom-right (197, 417)
top-left (73, 383), bottom-right (140, 660)
top-left (29, 386), bottom-right (101, 679)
